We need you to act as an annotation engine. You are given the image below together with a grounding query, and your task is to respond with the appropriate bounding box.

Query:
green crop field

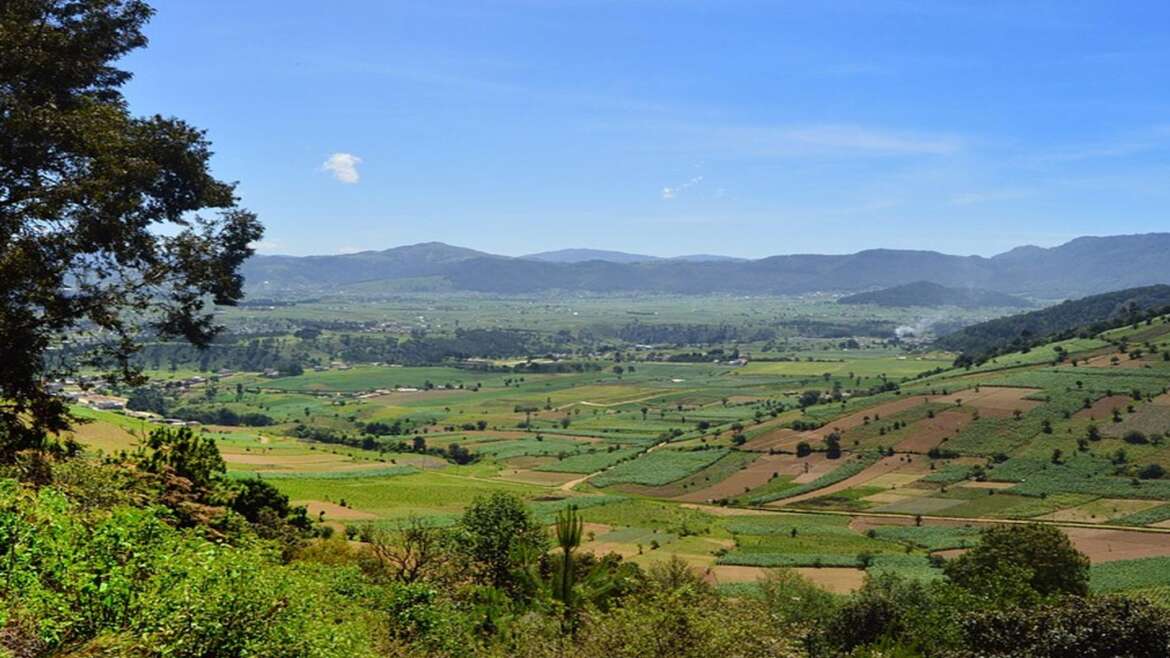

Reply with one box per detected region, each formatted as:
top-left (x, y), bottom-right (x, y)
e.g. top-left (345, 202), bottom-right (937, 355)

top-left (590, 448), bottom-right (730, 487)
top-left (61, 299), bottom-right (1170, 602)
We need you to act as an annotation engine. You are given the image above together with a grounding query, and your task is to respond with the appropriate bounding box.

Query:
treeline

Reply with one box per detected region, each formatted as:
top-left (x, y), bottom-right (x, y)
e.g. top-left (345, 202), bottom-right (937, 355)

top-left (938, 285), bottom-right (1170, 363)
top-left (107, 328), bottom-right (556, 373)
top-left (611, 319), bottom-right (898, 345)
top-left (614, 323), bottom-right (775, 345)
top-left (325, 328), bottom-right (555, 364)
top-left (290, 423), bottom-right (478, 464)
top-left (174, 406), bottom-right (275, 427)
top-left (127, 336), bottom-right (307, 374)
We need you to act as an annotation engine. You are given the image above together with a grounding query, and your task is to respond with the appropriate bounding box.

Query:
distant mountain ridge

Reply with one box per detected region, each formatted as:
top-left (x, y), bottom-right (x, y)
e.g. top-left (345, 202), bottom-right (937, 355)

top-left (521, 248), bottom-right (658, 263)
top-left (838, 281), bottom-right (1033, 309)
top-left (520, 248), bottom-right (746, 264)
top-left (241, 233), bottom-right (1170, 298)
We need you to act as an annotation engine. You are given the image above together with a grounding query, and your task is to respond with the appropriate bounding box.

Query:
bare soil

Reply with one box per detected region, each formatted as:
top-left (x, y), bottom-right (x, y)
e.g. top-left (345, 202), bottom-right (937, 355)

top-left (767, 455), bottom-right (929, 508)
top-left (1074, 395), bottom-right (1135, 421)
top-left (300, 500), bottom-right (378, 521)
top-left (894, 410), bottom-right (974, 453)
top-left (934, 386), bottom-right (1043, 418)
top-left (675, 453), bottom-right (817, 502)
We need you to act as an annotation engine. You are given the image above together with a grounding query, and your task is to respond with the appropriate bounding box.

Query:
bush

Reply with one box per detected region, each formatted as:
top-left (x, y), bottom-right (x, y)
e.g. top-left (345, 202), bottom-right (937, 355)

top-left (1138, 463), bottom-right (1166, 480)
top-left (1123, 430), bottom-right (1150, 445)
top-left (959, 596), bottom-right (1170, 658)
top-left (0, 481), bottom-right (377, 657)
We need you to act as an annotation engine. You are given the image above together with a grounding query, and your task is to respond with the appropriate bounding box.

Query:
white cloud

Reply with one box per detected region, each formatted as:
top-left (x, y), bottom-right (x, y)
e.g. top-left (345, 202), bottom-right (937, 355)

top-left (250, 239), bottom-right (285, 254)
top-left (661, 175), bottom-right (703, 200)
top-left (322, 152), bottom-right (362, 184)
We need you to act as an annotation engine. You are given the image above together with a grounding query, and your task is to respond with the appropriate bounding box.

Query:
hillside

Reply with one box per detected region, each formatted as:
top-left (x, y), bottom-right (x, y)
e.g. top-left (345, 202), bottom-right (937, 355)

top-left (838, 281), bottom-right (1032, 309)
top-left (935, 284), bottom-right (1170, 360)
top-left (241, 233), bottom-right (1170, 298)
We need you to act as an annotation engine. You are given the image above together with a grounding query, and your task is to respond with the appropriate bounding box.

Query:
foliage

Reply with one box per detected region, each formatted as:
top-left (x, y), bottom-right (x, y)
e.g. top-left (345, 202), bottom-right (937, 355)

top-left (958, 595), bottom-right (1170, 657)
top-left (944, 524), bottom-right (1090, 598)
top-left (455, 492), bottom-right (548, 593)
top-left (0, 0), bottom-right (262, 458)
top-left (0, 479), bottom-right (376, 657)
top-left (936, 285), bottom-right (1170, 361)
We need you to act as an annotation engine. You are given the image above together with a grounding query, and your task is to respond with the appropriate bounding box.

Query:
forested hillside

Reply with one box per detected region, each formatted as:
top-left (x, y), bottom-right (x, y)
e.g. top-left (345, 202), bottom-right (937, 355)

top-left (937, 285), bottom-right (1170, 361)
top-left (838, 281), bottom-right (1032, 309)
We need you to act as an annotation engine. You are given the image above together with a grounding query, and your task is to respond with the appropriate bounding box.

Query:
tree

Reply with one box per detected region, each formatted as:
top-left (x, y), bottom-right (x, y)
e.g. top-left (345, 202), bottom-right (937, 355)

top-left (0, 0), bottom-right (263, 462)
top-left (1139, 463), bottom-right (1166, 480)
top-left (135, 426), bottom-right (225, 493)
top-left (455, 492), bottom-right (547, 592)
top-left (824, 432), bottom-right (843, 459)
top-left (551, 505), bottom-right (584, 632)
top-left (230, 477), bottom-right (293, 524)
top-left (368, 516), bottom-right (449, 584)
top-left (799, 390), bottom-right (822, 408)
top-left (961, 595), bottom-right (1170, 657)
top-left (944, 524), bottom-right (1090, 598)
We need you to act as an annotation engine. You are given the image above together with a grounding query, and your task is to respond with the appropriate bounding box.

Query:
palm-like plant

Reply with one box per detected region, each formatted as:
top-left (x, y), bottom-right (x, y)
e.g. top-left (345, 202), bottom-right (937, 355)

top-left (552, 504), bottom-right (584, 630)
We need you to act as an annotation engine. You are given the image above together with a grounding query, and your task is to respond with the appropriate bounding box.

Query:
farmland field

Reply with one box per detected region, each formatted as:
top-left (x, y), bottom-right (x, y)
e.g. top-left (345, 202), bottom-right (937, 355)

top-left (61, 300), bottom-right (1170, 598)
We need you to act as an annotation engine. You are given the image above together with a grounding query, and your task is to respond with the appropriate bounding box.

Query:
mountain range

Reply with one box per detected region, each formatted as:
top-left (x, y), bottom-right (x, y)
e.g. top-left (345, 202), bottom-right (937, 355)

top-left (521, 248), bottom-right (746, 264)
top-left (241, 233), bottom-right (1170, 299)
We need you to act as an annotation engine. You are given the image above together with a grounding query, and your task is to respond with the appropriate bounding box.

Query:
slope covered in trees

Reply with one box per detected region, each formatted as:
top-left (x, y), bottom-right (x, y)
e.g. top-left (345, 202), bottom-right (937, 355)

top-left (838, 281), bottom-right (1032, 309)
top-left (936, 284), bottom-right (1170, 361)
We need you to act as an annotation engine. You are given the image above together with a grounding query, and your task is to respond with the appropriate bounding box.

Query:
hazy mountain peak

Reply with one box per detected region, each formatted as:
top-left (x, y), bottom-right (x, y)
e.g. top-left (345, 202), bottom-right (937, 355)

top-left (521, 248), bottom-right (659, 264)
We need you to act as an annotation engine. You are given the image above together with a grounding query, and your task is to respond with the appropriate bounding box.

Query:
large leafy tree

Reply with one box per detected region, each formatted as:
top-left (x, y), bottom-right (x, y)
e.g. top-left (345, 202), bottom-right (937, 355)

top-left (944, 523), bottom-right (1091, 598)
top-left (0, 0), bottom-right (262, 460)
top-left (456, 492), bottom-right (547, 593)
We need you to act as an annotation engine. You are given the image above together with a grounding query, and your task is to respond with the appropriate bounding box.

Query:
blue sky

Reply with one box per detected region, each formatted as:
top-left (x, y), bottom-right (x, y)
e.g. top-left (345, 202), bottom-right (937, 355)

top-left (123, 1), bottom-right (1170, 258)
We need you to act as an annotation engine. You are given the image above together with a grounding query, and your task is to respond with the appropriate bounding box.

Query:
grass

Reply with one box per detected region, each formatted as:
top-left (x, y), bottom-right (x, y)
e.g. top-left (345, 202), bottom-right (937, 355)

top-left (578, 499), bottom-right (722, 536)
top-left (1116, 504), bottom-right (1170, 527)
top-left (869, 525), bottom-right (982, 551)
top-left (534, 447), bottom-right (643, 473)
top-left (719, 515), bottom-right (907, 567)
top-left (228, 465), bottom-right (420, 480)
top-left (273, 470), bottom-right (545, 519)
top-left (591, 448), bottom-right (730, 487)
top-left (1092, 557), bottom-right (1170, 593)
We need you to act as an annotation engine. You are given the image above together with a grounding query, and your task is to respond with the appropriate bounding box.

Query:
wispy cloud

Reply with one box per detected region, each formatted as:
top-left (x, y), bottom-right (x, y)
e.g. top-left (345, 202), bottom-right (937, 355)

top-left (1035, 124), bottom-right (1170, 163)
top-left (662, 175), bottom-right (704, 200)
top-left (780, 124), bottom-right (961, 155)
top-left (250, 239), bottom-right (285, 254)
top-left (641, 121), bottom-right (964, 160)
top-left (322, 152), bottom-right (362, 184)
